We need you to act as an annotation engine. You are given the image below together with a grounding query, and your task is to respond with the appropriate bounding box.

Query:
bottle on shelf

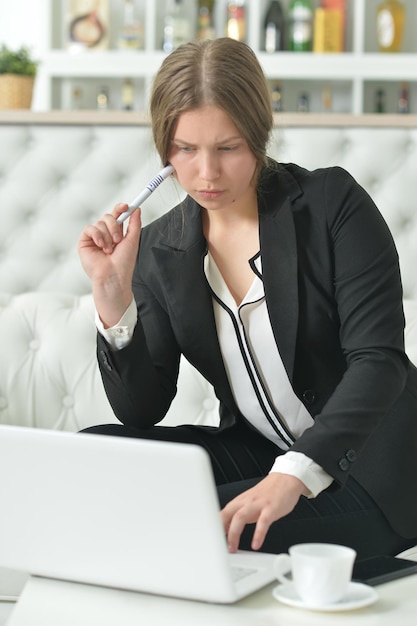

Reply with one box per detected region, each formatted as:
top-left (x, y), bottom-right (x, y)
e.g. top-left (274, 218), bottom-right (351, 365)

top-left (374, 88), bottom-right (386, 113)
top-left (322, 83), bottom-right (332, 112)
top-left (226, 1), bottom-right (246, 42)
top-left (271, 81), bottom-right (283, 112)
top-left (297, 92), bottom-right (309, 112)
top-left (117, 0), bottom-right (144, 50)
top-left (122, 78), bottom-right (134, 110)
top-left (314, 0), bottom-right (346, 53)
top-left (71, 86), bottom-right (83, 110)
top-left (288, 0), bottom-right (314, 52)
top-left (197, 0), bottom-right (216, 41)
top-left (398, 82), bottom-right (409, 113)
top-left (97, 86), bottom-right (109, 110)
top-left (263, 0), bottom-right (285, 53)
top-left (376, 0), bottom-right (405, 53)
top-left (163, 0), bottom-right (194, 53)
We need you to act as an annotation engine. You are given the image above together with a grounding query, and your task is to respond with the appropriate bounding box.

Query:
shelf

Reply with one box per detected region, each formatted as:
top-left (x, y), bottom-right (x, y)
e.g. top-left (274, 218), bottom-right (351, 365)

top-left (3, 110), bottom-right (417, 128)
top-left (33, 0), bottom-right (417, 114)
top-left (40, 50), bottom-right (417, 83)
top-left (358, 54), bottom-right (417, 80)
top-left (42, 50), bottom-right (166, 78)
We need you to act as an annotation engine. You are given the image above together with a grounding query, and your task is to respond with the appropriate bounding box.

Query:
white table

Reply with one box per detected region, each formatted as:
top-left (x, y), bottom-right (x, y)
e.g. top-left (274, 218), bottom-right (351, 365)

top-left (3, 572), bottom-right (417, 626)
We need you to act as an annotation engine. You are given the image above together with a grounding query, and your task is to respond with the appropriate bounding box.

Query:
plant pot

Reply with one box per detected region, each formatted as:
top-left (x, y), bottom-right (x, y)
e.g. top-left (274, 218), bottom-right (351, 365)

top-left (0, 74), bottom-right (35, 109)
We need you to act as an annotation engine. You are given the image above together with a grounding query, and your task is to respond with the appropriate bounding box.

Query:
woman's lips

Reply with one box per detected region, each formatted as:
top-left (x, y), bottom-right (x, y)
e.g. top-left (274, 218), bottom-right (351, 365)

top-left (197, 189), bottom-right (224, 201)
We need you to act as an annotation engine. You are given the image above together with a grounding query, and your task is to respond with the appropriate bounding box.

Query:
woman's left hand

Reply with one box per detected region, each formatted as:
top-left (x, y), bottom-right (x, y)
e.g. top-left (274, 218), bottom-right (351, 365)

top-left (220, 473), bottom-right (307, 552)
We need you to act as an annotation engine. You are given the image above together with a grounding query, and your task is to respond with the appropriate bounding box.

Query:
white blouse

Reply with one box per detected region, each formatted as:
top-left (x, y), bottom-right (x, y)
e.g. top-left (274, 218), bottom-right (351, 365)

top-left (203, 251), bottom-right (332, 497)
top-left (97, 252), bottom-right (333, 497)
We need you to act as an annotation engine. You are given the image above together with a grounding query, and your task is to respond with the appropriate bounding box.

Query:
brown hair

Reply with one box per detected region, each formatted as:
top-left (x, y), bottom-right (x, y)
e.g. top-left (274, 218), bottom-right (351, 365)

top-left (150, 38), bottom-right (273, 172)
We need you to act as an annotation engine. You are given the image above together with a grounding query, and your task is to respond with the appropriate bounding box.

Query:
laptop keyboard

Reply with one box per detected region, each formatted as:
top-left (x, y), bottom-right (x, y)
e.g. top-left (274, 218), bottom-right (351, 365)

top-left (231, 566), bottom-right (257, 582)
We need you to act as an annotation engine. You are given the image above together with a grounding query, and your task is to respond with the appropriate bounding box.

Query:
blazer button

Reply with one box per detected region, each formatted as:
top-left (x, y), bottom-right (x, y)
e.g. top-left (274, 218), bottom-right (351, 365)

top-left (338, 458), bottom-right (350, 471)
top-left (346, 449), bottom-right (357, 462)
top-left (302, 389), bottom-right (316, 405)
top-left (100, 350), bottom-right (113, 372)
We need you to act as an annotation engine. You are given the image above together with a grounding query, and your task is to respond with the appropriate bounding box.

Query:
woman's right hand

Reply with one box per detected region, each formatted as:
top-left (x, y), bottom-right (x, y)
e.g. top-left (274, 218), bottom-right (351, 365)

top-left (78, 204), bottom-right (142, 327)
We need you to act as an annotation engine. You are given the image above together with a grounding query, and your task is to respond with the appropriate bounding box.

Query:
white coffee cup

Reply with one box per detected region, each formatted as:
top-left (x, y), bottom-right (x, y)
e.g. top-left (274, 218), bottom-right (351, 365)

top-left (274, 543), bottom-right (356, 606)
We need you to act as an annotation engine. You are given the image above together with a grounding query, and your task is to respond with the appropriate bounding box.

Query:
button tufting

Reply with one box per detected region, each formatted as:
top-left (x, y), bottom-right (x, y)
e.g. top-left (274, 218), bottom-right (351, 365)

top-left (63, 396), bottom-right (74, 408)
top-left (370, 178), bottom-right (380, 193)
top-left (29, 339), bottom-right (40, 351)
top-left (24, 133), bottom-right (34, 149)
top-left (24, 209), bottom-right (36, 223)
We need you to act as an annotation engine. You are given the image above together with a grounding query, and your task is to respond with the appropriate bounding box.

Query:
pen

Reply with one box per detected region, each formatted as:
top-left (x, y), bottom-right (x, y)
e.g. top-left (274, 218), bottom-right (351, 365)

top-left (116, 164), bottom-right (175, 224)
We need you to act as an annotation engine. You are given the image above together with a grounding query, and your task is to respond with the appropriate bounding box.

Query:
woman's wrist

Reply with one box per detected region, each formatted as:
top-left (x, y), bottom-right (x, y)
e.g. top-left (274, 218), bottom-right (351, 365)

top-left (93, 284), bottom-right (134, 329)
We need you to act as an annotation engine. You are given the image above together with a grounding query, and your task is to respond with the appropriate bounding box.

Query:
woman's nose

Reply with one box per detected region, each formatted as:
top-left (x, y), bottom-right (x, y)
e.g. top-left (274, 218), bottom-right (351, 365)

top-left (199, 153), bottom-right (220, 180)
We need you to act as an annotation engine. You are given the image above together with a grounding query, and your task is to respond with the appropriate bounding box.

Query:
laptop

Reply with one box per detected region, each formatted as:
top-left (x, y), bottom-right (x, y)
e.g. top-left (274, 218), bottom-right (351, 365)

top-left (0, 425), bottom-right (276, 603)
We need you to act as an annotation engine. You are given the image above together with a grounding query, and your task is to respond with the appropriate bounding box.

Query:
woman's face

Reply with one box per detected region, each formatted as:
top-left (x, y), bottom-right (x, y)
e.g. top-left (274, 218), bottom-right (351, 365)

top-left (168, 105), bottom-right (258, 213)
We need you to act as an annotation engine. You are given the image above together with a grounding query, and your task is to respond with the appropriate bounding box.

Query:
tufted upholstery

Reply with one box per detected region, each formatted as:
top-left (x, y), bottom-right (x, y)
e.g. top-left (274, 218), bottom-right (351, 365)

top-left (0, 292), bottom-right (220, 431)
top-left (1, 117), bottom-right (417, 299)
top-left (0, 113), bottom-right (417, 434)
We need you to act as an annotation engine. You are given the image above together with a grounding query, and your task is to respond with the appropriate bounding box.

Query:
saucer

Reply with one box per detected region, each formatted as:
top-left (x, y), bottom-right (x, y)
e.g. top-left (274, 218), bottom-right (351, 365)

top-left (272, 581), bottom-right (378, 612)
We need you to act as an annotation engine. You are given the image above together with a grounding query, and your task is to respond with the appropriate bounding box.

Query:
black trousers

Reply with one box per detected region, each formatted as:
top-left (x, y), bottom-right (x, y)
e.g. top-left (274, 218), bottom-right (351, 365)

top-left (82, 420), bottom-right (417, 560)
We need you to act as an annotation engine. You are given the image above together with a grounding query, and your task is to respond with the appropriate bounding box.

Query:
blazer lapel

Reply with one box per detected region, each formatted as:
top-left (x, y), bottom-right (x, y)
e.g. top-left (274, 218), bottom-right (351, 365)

top-left (259, 165), bottom-right (302, 381)
top-left (151, 162), bottom-right (302, 399)
top-left (151, 199), bottom-right (234, 400)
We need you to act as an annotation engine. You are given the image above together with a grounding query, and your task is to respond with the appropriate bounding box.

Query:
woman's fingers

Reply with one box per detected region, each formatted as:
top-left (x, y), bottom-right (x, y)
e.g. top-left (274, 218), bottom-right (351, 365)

top-left (79, 204), bottom-right (136, 255)
top-left (221, 474), bottom-right (307, 553)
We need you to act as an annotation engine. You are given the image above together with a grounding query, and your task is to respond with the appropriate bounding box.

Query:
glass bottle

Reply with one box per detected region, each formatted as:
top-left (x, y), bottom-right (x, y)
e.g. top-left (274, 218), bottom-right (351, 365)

top-left (376, 0), bottom-right (405, 53)
top-left (122, 78), bottom-right (134, 110)
top-left (271, 81), bottom-right (283, 112)
top-left (197, 0), bottom-right (215, 41)
top-left (71, 86), bottom-right (83, 110)
top-left (97, 86), bottom-right (109, 111)
top-left (118, 0), bottom-right (144, 50)
top-left (163, 0), bottom-right (193, 53)
top-left (374, 88), bottom-right (386, 114)
top-left (288, 0), bottom-right (314, 52)
top-left (314, 0), bottom-right (346, 53)
top-left (297, 92), bottom-right (309, 112)
top-left (226, 1), bottom-right (246, 42)
top-left (322, 84), bottom-right (332, 112)
top-left (398, 82), bottom-right (409, 114)
top-left (264, 0), bottom-right (285, 53)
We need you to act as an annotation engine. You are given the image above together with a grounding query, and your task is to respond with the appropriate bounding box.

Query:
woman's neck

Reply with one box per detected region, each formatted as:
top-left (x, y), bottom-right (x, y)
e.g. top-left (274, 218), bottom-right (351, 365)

top-left (202, 202), bottom-right (260, 306)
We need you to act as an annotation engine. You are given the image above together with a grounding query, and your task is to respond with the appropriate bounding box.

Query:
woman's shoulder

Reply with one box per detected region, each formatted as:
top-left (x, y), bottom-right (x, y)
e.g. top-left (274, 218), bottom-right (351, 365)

top-left (266, 158), bottom-right (355, 186)
top-left (267, 159), bottom-right (369, 210)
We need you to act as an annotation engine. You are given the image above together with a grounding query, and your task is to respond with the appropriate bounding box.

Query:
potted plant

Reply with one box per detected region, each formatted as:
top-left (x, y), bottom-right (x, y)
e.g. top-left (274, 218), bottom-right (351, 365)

top-left (0, 45), bottom-right (38, 109)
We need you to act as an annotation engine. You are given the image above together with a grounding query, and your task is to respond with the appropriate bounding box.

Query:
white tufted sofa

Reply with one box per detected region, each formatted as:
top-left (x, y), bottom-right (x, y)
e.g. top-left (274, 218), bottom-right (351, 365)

top-left (1, 111), bottom-right (417, 604)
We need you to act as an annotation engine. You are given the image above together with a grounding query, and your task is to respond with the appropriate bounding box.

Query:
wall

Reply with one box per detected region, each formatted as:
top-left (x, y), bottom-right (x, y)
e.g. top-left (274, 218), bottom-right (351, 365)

top-left (0, 0), bottom-right (44, 51)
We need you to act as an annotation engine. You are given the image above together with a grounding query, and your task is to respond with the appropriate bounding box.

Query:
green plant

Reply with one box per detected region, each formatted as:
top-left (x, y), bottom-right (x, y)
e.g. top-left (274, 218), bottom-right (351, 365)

top-left (0, 45), bottom-right (38, 77)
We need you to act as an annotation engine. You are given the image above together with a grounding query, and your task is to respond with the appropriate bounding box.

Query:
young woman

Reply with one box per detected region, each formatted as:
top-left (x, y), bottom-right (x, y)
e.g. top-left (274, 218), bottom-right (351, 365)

top-left (78, 38), bottom-right (417, 558)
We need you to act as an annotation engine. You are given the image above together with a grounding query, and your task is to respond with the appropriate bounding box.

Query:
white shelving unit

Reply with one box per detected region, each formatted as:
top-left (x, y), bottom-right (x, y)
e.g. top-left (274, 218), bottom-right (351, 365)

top-left (34, 0), bottom-right (417, 114)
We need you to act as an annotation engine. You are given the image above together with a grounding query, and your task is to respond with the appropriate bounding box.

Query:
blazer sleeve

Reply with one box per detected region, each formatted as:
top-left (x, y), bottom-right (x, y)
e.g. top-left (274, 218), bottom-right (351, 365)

top-left (97, 273), bottom-right (181, 428)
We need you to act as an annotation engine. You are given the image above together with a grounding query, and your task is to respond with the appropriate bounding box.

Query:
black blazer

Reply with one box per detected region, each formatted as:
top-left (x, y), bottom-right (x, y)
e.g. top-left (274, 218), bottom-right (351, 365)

top-left (98, 162), bottom-right (417, 538)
